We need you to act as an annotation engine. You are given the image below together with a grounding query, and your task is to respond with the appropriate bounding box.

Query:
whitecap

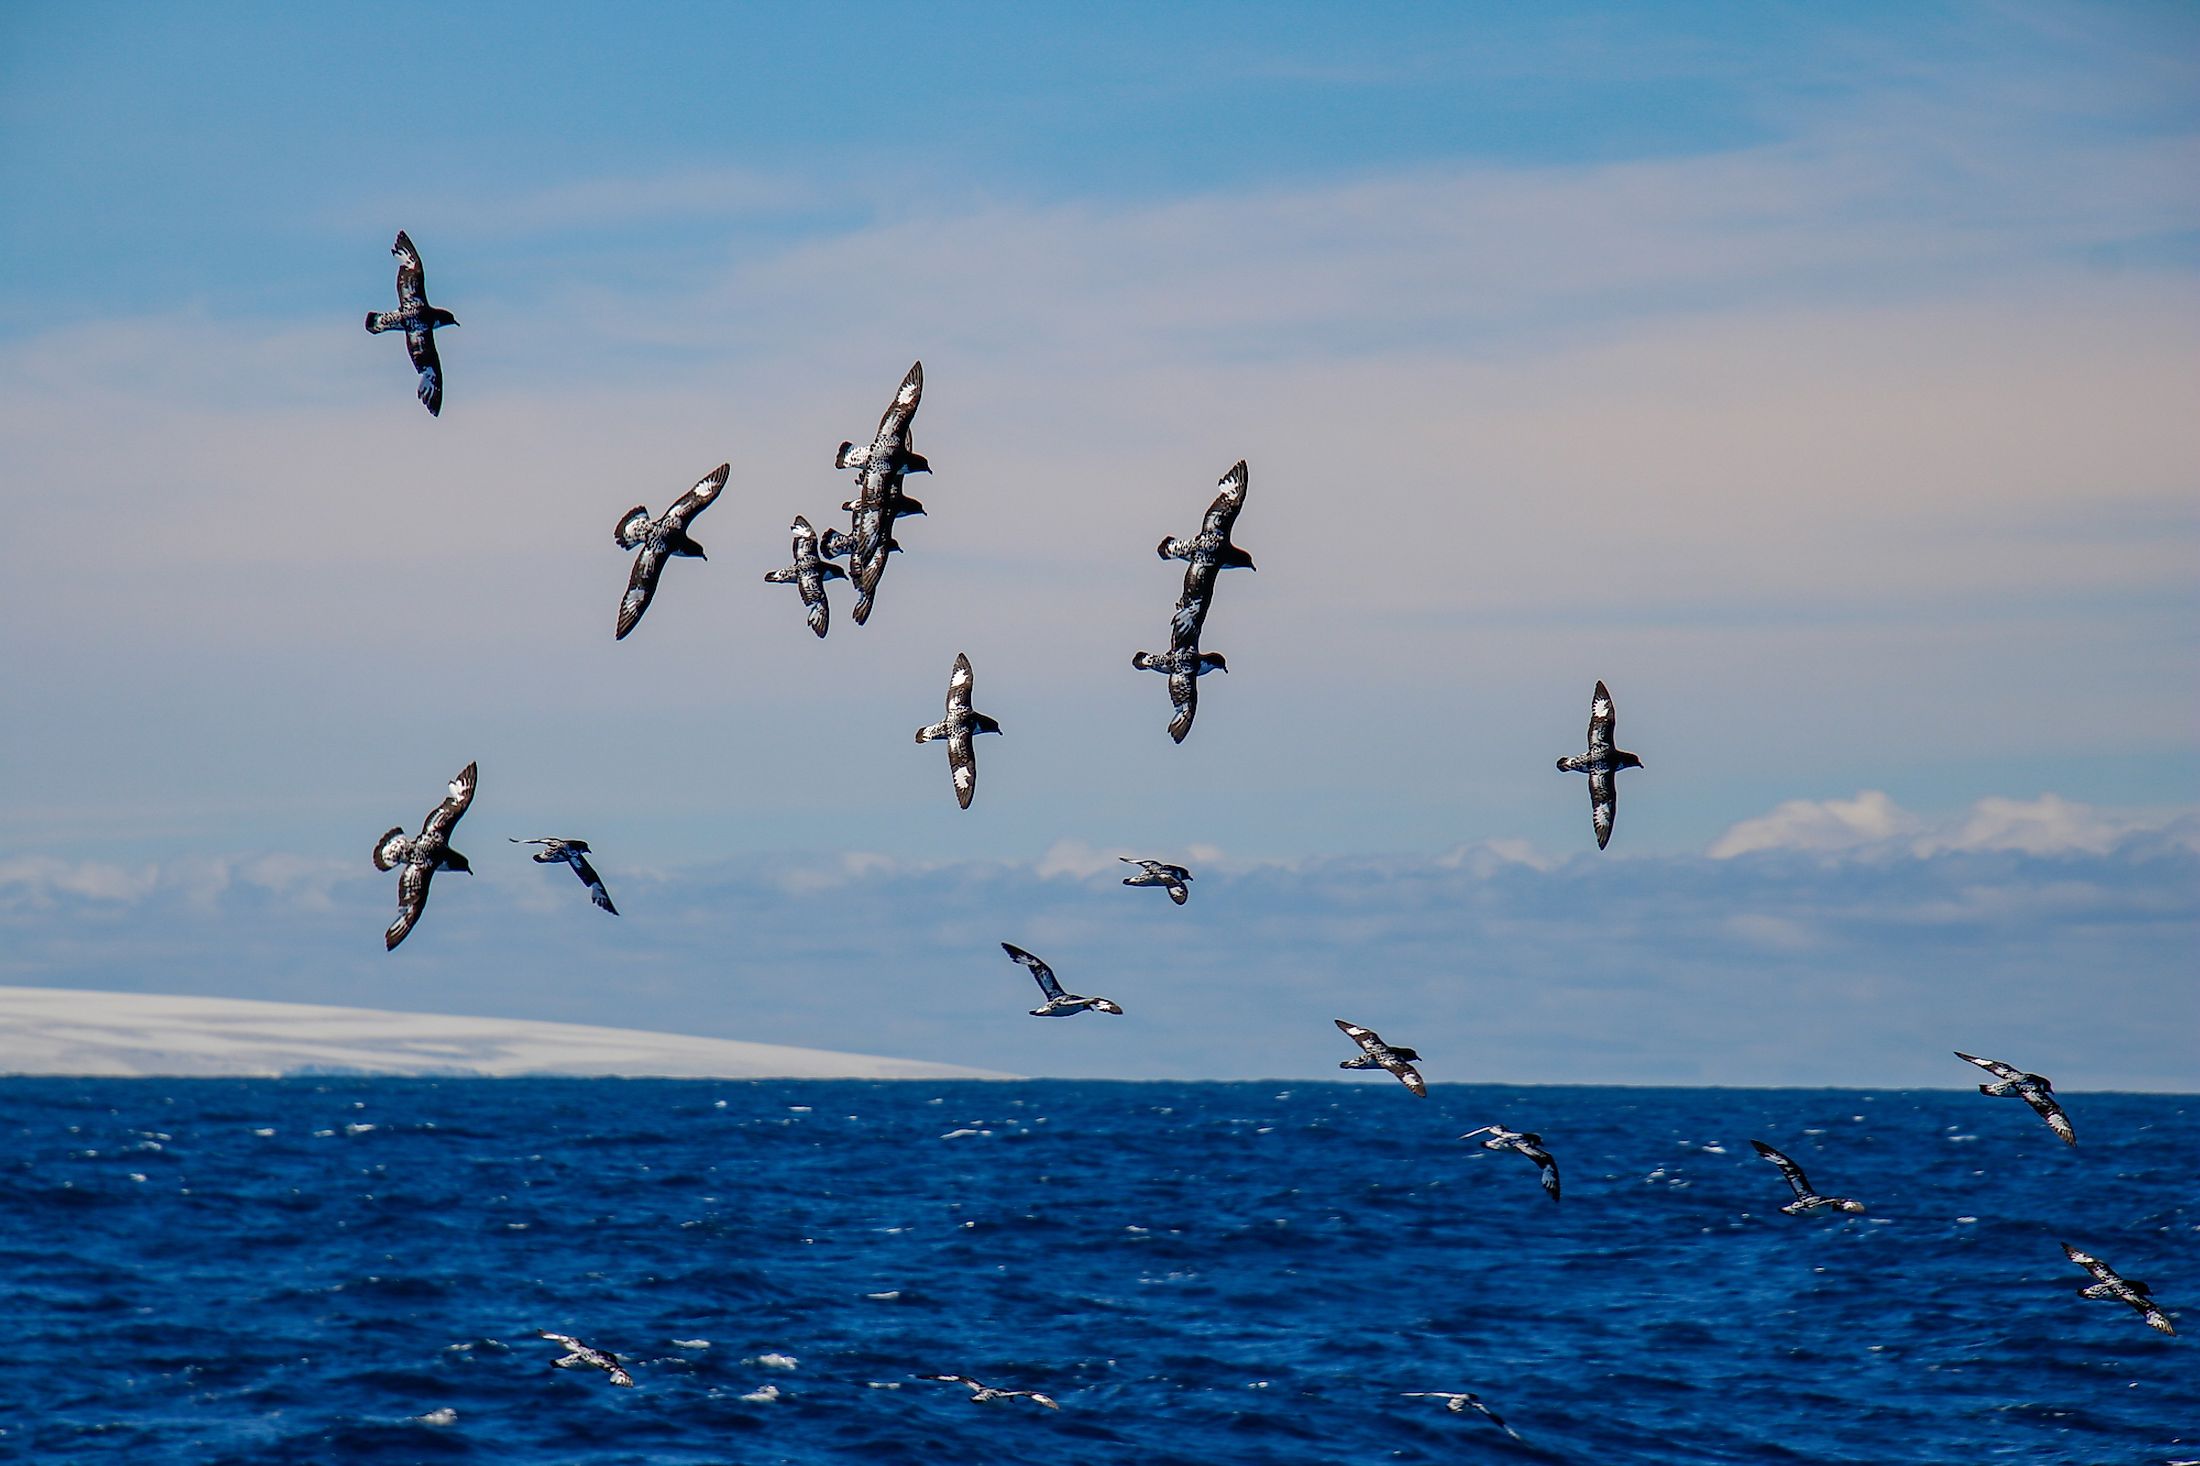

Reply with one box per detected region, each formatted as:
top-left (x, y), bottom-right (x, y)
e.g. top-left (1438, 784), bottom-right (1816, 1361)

top-left (867, 1380), bottom-right (902, 1389)
top-left (1956, 1216), bottom-right (1978, 1224)
top-left (414, 1408), bottom-right (458, 1427)
top-left (865, 1290), bottom-right (901, 1301)
top-left (786, 1105), bottom-right (812, 1113)
top-left (673, 1339), bottom-right (711, 1350)
top-left (739, 1384), bottom-right (782, 1404)
top-left (252, 1128), bottom-right (275, 1137)
top-left (749, 1352), bottom-right (797, 1371)
top-left (344, 1123), bottom-right (377, 1135)
top-left (1698, 1144), bottom-right (1726, 1154)
top-left (939, 1128), bottom-right (988, 1140)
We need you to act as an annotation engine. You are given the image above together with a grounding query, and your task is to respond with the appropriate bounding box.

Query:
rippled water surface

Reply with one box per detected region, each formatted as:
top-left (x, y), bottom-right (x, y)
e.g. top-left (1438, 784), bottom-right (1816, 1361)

top-left (4, 1079), bottom-right (2192, 1463)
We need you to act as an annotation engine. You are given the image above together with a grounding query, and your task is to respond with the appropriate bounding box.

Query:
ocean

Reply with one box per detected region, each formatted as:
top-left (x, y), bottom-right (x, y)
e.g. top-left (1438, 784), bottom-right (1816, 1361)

top-left (4, 1079), bottom-right (2191, 1464)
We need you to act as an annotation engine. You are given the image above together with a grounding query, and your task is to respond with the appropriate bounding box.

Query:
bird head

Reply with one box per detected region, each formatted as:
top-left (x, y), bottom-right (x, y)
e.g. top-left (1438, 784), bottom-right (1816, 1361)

top-left (432, 309), bottom-right (460, 328)
top-left (1838, 1200), bottom-right (1866, 1213)
top-left (1392, 1046), bottom-right (1422, 1062)
top-left (1096, 999), bottom-right (1124, 1015)
top-left (444, 851), bottom-right (474, 874)
top-left (1618, 751), bottom-right (1645, 770)
top-left (1201, 653), bottom-right (1229, 674)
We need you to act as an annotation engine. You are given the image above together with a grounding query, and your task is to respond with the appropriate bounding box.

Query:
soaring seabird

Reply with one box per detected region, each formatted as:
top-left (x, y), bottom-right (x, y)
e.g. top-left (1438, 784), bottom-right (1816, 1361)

top-left (363, 231), bottom-right (457, 416)
top-left (2063, 1243), bottom-right (2175, 1335)
top-left (1954, 1051), bottom-right (2076, 1145)
top-left (1400, 1392), bottom-right (1522, 1441)
top-left (1160, 459), bottom-right (1255, 648)
top-left (612, 462), bottom-right (730, 640)
top-left (763, 515), bottom-right (847, 639)
top-left (1130, 646), bottom-right (1228, 744)
top-left (536, 1330), bottom-right (636, 1387)
top-left (1750, 1139), bottom-right (1865, 1216)
top-left (509, 838), bottom-right (617, 915)
top-left (1002, 943), bottom-right (1122, 1017)
top-left (1554, 680), bottom-right (1643, 849)
top-left (1334, 1019), bottom-right (1427, 1096)
top-left (917, 1374), bottom-right (1059, 1409)
top-left (1119, 857), bottom-right (1192, 905)
top-left (829, 361), bottom-right (928, 625)
top-left (372, 761), bottom-right (477, 950)
top-left (914, 652), bottom-right (1001, 809)
top-left (1460, 1124), bottom-right (1561, 1202)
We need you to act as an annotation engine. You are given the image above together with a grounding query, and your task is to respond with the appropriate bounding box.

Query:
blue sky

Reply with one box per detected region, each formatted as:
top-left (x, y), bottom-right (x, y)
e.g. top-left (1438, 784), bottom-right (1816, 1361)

top-left (0, 3), bottom-right (2194, 1081)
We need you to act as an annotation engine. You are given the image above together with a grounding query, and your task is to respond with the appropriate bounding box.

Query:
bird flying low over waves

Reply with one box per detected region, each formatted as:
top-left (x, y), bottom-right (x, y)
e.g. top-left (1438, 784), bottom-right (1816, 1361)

top-left (363, 231), bottom-right (458, 416)
top-left (1555, 680), bottom-right (1643, 849)
top-left (1119, 858), bottom-right (1192, 905)
top-left (914, 653), bottom-right (1001, 809)
top-left (1401, 1392), bottom-right (1522, 1440)
top-left (372, 762), bottom-right (477, 950)
top-left (1002, 943), bottom-right (1122, 1017)
top-left (1334, 1019), bottom-right (1426, 1096)
top-left (1460, 1124), bottom-right (1561, 1203)
top-left (2063, 1243), bottom-right (2175, 1335)
top-left (509, 838), bottom-right (617, 915)
top-left (1954, 1051), bottom-right (2075, 1145)
top-left (918, 1374), bottom-right (1059, 1409)
top-left (1130, 646), bottom-right (1227, 744)
top-left (763, 515), bottom-right (847, 639)
top-left (613, 462), bottom-right (729, 640)
top-left (1750, 1140), bottom-right (1865, 1216)
top-left (536, 1330), bottom-right (635, 1387)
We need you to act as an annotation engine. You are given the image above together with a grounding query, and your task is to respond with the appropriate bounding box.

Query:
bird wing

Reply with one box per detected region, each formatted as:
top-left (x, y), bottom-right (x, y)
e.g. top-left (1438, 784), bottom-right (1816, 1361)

top-left (1004, 943), bottom-right (1066, 1002)
top-left (606, 1363), bottom-right (637, 1386)
top-left (947, 725), bottom-right (977, 807)
top-left (386, 860), bottom-right (433, 950)
top-left (1379, 1053), bottom-right (1427, 1096)
top-left (2023, 1090), bottom-right (2075, 1145)
top-left (946, 653), bottom-right (974, 715)
top-left (421, 762), bottom-right (477, 843)
top-left (392, 231), bottom-right (427, 311)
top-left (1588, 681), bottom-right (1615, 755)
top-left (567, 850), bottom-right (617, 914)
top-left (1166, 664), bottom-right (1200, 744)
top-left (1200, 459), bottom-right (1249, 539)
top-left (406, 326), bottom-right (443, 416)
top-left (1172, 561), bottom-right (1218, 648)
top-left (1589, 769), bottom-right (1617, 849)
top-left (1020, 1391), bottom-right (1060, 1410)
top-left (2137, 1301), bottom-right (2177, 1335)
top-left (1955, 1050), bottom-right (2025, 1083)
top-left (664, 463), bottom-right (730, 532)
top-left (877, 360), bottom-right (923, 436)
top-left (2064, 1243), bottom-right (2119, 1284)
top-left (1470, 1396), bottom-right (1523, 1441)
top-left (1334, 1019), bottom-right (1391, 1057)
top-left (1529, 1148), bottom-right (1562, 1201)
top-left (1166, 878), bottom-right (1188, 905)
top-left (617, 545), bottom-right (667, 640)
top-left (1752, 1140), bottom-right (1814, 1199)
top-left (537, 1330), bottom-right (584, 1350)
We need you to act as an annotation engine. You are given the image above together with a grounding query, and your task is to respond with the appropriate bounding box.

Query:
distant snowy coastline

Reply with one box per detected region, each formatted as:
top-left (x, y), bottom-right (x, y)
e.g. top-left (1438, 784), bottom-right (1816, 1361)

top-left (0, 986), bottom-right (1011, 1080)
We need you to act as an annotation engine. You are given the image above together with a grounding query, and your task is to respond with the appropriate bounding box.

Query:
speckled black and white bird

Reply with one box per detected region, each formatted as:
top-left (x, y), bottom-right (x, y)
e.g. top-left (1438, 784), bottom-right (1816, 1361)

top-left (1119, 858), bottom-right (1192, 905)
top-left (509, 838), bottom-right (617, 915)
top-left (1955, 1050), bottom-right (2075, 1145)
top-left (917, 1374), bottom-right (1059, 1409)
top-left (1334, 1019), bottom-right (1427, 1096)
top-left (536, 1330), bottom-right (636, 1387)
top-left (372, 761), bottom-right (476, 951)
top-left (1750, 1139), bottom-right (1865, 1216)
top-left (363, 231), bottom-right (458, 416)
top-left (763, 515), bottom-right (847, 638)
top-left (1002, 943), bottom-right (1122, 1017)
top-left (1160, 460), bottom-right (1255, 646)
top-left (1555, 680), bottom-right (1644, 849)
top-left (612, 463), bottom-right (729, 640)
top-left (914, 652), bottom-right (1001, 809)
top-left (828, 361), bottom-right (928, 625)
top-left (2063, 1244), bottom-right (2175, 1335)
top-left (1460, 1124), bottom-right (1561, 1202)
top-left (1130, 646), bottom-right (1228, 744)
top-left (1400, 1392), bottom-right (1522, 1440)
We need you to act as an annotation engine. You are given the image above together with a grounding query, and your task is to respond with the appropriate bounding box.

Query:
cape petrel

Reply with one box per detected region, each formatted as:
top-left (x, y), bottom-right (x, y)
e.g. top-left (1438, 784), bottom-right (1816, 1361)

top-left (1002, 943), bottom-right (1122, 1017)
top-left (372, 761), bottom-right (476, 951)
top-left (1334, 1019), bottom-right (1427, 1096)
top-left (1119, 858), bottom-right (1192, 905)
top-left (830, 361), bottom-right (927, 625)
top-left (363, 231), bottom-right (458, 416)
top-left (1955, 1050), bottom-right (2075, 1145)
top-left (914, 652), bottom-right (1001, 809)
top-left (2063, 1243), bottom-right (2175, 1335)
top-left (1160, 459), bottom-right (1255, 648)
top-left (613, 462), bottom-right (730, 640)
top-left (509, 838), bottom-right (617, 915)
top-left (917, 1374), bottom-right (1059, 1409)
top-left (1400, 1392), bottom-right (1522, 1440)
top-left (1751, 1139), bottom-right (1865, 1216)
top-left (536, 1330), bottom-right (636, 1387)
top-left (1460, 1124), bottom-right (1561, 1203)
top-left (1131, 646), bottom-right (1227, 744)
top-left (763, 515), bottom-right (847, 638)
top-left (1555, 680), bottom-right (1643, 849)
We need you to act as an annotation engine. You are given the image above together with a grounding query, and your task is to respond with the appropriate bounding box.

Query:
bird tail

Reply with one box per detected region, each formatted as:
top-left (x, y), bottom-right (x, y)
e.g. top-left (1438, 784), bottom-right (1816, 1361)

top-left (364, 311), bottom-right (387, 334)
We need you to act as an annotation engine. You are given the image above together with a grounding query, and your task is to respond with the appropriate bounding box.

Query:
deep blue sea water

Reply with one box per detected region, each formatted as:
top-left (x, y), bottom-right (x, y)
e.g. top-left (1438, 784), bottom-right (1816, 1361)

top-left (3, 1079), bottom-right (2192, 1464)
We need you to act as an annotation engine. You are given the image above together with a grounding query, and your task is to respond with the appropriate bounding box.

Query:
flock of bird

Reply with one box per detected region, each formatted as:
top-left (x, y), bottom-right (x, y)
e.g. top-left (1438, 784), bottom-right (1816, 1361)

top-left (361, 231), bottom-right (2173, 1432)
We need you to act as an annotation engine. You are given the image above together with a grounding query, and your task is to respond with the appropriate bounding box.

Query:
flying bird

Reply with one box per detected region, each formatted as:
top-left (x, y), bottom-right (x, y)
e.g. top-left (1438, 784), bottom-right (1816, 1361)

top-left (1334, 1019), bottom-right (1426, 1096)
top-left (363, 230), bottom-right (458, 416)
top-left (1460, 1124), bottom-right (1562, 1203)
top-left (2063, 1243), bottom-right (2175, 1335)
top-left (372, 761), bottom-right (477, 950)
top-left (917, 1374), bottom-right (1059, 1409)
top-left (1750, 1139), bottom-right (1865, 1216)
top-left (1160, 459), bottom-right (1255, 647)
top-left (1002, 943), bottom-right (1122, 1017)
top-left (1130, 646), bottom-right (1228, 743)
top-left (829, 361), bottom-right (929, 625)
top-left (1954, 1050), bottom-right (2075, 1145)
top-left (1400, 1392), bottom-right (1522, 1441)
top-left (1119, 858), bottom-right (1192, 905)
top-left (1555, 680), bottom-right (1643, 849)
top-left (509, 838), bottom-right (617, 915)
top-left (914, 653), bottom-right (1001, 809)
top-left (536, 1330), bottom-right (636, 1388)
top-left (613, 462), bottom-right (730, 640)
top-left (763, 515), bottom-right (847, 638)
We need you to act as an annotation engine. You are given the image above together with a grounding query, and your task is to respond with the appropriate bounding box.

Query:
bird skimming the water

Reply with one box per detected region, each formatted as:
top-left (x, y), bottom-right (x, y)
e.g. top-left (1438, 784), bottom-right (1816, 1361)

top-left (1401, 1391), bottom-right (1522, 1440)
top-left (2063, 1244), bottom-right (2175, 1335)
top-left (536, 1330), bottom-right (635, 1387)
top-left (1334, 1019), bottom-right (1427, 1096)
top-left (918, 1374), bottom-right (1059, 1408)
top-left (1460, 1124), bottom-right (1561, 1203)
top-left (1751, 1139), bottom-right (1865, 1216)
top-left (1955, 1050), bottom-right (2075, 1145)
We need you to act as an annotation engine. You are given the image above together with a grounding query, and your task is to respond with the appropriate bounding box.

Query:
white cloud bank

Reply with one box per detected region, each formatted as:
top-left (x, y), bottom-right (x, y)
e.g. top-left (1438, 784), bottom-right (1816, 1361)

top-left (1707, 791), bottom-right (2197, 860)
